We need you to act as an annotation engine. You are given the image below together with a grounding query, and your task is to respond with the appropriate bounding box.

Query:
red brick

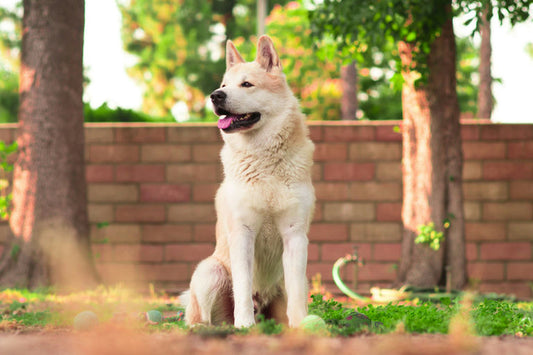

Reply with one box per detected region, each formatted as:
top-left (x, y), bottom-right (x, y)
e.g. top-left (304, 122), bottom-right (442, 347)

top-left (193, 144), bottom-right (223, 162)
top-left (323, 125), bottom-right (375, 142)
top-left (116, 164), bottom-right (166, 182)
top-left (480, 242), bottom-right (531, 260)
top-left (167, 164), bottom-right (221, 182)
top-left (507, 262), bottom-right (533, 280)
top-left (139, 263), bottom-right (190, 282)
top-left (140, 184), bottom-right (191, 202)
top-left (460, 125), bottom-right (480, 141)
top-left (321, 243), bottom-right (371, 261)
top-left (375, 162), bottom-right (402, 181)
top-left (142, 225), bottom-right (193, 243)
top-left (467, 262), bottom-right (504, 281)
top-left (478, 282), bottom-right (532, 299)
top-left (510, 181), bottom-right (533, 200)
top-left (480, 125), bottom-right (533, 140)
top-left (114, 244), bottom-right (164, 262)
top-left (350, 182), bottom-right (401, 201)
top-left (88, 204), bottom-right (114, 223)
top-left (308, 243), bottom-right (319, 261)
top-left (88, 184), bottom-right (138, 202)
top-left (308, 126), bottom-right (323, 142)
top-left (508, 141), bottom-right (533, 159)
top-left (508, 222), bottom-right (533, 240)
top-left (194, 224), bottom-right (216, 242)
top-left (91, 224), bottom-right (142, 244)
top-left (85, 127), bottom-right (114, 143)
top-left (462, 162), bottom-right (483, 181)
top-left (324, 163), bottom-right (375, 181)
top-left (376, 125), bottom-right (402, 142)
top-left (115, 127), bottom-right (166, 143)
top-left (483, 162), bottom-right (533, 180)
top-left (373, 243), bottom-right (401, 261)
top-left (466, 243), bottom-right (478, 261)
top-left (465, 223), bottom-right (506, 241)
top-left (115, 205), bottom-right (166, 222)
top-left (323, 203), bottom-right (375, 222)
top-left (350, 223), bottom-right (402, 242)
top-left (376, 203), bottom-right (402, 222)
top-left (314, 183), bottom-right (350, 201)
top-left (165, 243), bottom-right (214, 262)
top-left (167, 126), bottom-right (220, 143)
top-left (96, 263), bottom-right (139, 282)
top-left (86, 165), bottom-right (114, 182)
top-left (358, 262), bottom-right (397, 281)
top-left (91, 245), bottom-right (113, 262)
top-left (483, 202), bottom-right (532, 221)
top-left (0, 129), bottom-right (13, 143)
top-left (313, 143), bottom-right (348, 161)
top-left (462, 142), bottom-right (506, 159)
top-left (89, 145), bottom-right (139, 163)
top-left (312, 164), bottom-right (323, 181)
top-left (308, 223), bottom-right (349, 242)
top-left (141, 144), bottom-right (191, 162)
top-left (193, 183), bottom-right (219, 202)
top-left (307, 262), bottom-right (334, 281)
top-left (349, 142), bottom-right (401, 161)
top-left (463, 185), bottom-right (508, 201)
top-left (168, 204), bottom-right (216, 223)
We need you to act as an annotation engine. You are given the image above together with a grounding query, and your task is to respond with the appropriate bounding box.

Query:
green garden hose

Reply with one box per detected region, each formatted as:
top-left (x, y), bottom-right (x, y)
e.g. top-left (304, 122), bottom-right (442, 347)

top-left (332, 256), bottom-right (370, 301)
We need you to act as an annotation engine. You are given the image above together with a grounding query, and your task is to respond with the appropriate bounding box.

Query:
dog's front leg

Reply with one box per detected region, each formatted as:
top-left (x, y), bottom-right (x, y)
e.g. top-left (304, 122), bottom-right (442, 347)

top-left (228, 224), bottom-right (257, 328)
top-left (278, 220), bottom-right (309, 327)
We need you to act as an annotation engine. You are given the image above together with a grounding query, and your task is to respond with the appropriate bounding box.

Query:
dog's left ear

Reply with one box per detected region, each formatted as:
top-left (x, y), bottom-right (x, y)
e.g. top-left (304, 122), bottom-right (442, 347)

top-left (255, 35), bottom-right (281, 72)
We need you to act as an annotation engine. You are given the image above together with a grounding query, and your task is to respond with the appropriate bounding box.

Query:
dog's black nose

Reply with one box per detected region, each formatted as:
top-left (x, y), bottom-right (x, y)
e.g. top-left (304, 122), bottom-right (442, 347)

top-left (210, 90), bottom-right (226, 106)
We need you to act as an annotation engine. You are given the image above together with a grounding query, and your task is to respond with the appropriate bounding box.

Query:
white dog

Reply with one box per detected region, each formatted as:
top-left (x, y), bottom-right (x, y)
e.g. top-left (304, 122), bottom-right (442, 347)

top-left (184, 35), bottom-right (315, 328)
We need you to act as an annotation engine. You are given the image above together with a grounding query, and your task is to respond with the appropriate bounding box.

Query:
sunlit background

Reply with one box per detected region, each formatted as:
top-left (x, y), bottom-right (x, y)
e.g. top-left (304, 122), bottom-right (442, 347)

top-left (1, 0), bottom-right (532, 123)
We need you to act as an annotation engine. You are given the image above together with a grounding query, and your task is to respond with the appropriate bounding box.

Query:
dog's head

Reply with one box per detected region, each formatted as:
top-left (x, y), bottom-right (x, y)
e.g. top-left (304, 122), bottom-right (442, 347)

top-left (210, 35), bottom-right (291, 134)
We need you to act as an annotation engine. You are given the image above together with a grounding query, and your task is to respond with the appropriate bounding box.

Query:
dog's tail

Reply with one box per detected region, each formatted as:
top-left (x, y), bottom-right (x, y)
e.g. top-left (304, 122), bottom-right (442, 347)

top-left (179, 289), bottom-right (191, 308)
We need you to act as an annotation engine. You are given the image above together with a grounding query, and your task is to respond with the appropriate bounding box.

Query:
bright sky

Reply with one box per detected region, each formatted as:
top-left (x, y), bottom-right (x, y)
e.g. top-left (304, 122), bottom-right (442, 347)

top-left (4, 0), bottom-right (533, 123)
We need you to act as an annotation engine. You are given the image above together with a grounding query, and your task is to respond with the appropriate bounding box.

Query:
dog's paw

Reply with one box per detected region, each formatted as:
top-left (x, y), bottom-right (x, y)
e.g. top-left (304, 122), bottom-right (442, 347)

top-left (234, 316), bottom-right (256, 328)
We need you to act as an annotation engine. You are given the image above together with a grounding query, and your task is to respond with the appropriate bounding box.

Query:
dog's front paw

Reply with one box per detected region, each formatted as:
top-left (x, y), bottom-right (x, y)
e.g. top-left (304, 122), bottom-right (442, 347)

top-left (234, 314), bottom-right (255, 328)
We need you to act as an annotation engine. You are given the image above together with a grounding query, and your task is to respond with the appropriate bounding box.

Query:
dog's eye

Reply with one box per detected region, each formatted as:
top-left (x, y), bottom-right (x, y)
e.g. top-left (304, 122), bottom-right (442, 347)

top-left (240, 81), bottom-right (254, 88)
top-left (221, 84), bottom-right (226, 88)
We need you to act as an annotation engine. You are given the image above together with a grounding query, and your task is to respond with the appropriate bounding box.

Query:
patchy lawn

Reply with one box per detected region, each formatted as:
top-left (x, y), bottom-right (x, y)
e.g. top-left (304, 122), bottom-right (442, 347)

top-left (0, 286), bottom-right (531, 354)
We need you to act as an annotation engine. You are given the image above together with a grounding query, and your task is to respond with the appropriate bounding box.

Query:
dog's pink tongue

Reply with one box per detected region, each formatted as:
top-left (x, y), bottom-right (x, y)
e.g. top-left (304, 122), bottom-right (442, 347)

top-left (217, 116), bottom-right (234, 130)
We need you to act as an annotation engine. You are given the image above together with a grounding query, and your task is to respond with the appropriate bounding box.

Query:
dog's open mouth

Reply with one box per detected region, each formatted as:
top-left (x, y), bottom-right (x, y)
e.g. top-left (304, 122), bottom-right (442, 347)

top-left (216, 108), bottom-right (261, 132)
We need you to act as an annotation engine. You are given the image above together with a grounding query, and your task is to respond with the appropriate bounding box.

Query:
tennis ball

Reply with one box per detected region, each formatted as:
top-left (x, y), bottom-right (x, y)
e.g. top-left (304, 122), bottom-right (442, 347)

top-left (145, 309), bottom-right (163, 323)
top-left (73, 310), bottom-right (99, 331)
top-left (300, 314), bottom-right (327, 333)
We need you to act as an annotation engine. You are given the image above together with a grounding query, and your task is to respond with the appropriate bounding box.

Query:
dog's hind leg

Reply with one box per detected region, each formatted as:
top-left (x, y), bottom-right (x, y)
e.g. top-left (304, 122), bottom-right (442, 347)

top-left (185, 256), bottom-right (233, 326)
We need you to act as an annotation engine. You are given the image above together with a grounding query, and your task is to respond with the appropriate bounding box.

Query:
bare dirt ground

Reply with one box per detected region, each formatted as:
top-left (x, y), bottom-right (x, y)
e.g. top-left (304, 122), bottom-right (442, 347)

top-left (0, 329), bottom-right (532, 355)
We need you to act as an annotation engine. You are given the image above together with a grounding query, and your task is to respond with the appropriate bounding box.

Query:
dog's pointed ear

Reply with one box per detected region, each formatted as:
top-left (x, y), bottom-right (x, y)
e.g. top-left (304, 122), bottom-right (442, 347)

top-left (255, 35), bottom-right (281, 72)
top-left (226, 40), bottom-right (245, 70)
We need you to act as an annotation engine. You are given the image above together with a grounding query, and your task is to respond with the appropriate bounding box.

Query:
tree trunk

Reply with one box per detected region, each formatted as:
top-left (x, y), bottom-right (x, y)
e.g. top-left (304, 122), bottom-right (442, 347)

top-left (0, 0), bottom-right (99, 289)
top-left (340, 61), bottom-right (358, 120)
top-left (477, 6), bottom-right (492, 119)
top-left (397, 6), bottom-right (467, 289)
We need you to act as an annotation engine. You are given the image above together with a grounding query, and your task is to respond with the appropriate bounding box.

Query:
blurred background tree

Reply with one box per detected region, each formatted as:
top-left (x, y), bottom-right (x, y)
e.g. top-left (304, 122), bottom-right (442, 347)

top-left (0, 0), bottom-right (500, 123)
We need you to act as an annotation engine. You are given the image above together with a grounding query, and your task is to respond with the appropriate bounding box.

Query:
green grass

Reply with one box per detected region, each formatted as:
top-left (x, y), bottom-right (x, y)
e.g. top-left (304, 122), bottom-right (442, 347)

top-left (0, 287), bottom-right (531, 337)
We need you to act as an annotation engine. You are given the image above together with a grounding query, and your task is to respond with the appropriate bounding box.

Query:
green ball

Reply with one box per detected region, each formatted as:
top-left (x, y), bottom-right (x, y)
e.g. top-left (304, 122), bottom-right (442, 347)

top-left (73, 310), bottom-right (98, 331)
top-left (145, 310), bottom-right (162, 323)
top-left (300, 314), bottom-right (327, 333)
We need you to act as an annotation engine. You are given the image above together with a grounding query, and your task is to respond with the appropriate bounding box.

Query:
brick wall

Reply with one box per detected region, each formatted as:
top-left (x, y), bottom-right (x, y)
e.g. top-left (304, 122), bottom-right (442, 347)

top-left (0, 121), bottom-right (531, 299)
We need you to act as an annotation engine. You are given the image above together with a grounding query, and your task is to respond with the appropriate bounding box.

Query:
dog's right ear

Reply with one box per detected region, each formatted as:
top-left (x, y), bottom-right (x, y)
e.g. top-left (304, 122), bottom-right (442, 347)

top-left (226, 40), bottom-right (245, 70)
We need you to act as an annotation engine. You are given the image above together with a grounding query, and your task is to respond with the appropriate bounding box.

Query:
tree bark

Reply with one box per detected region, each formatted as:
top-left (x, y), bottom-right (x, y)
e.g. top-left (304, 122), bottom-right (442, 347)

top-left (0, 0), bottom-right (99, 289)
top-left (397, 5), bottom-right (467, 289)
top-left (477, 6), bottom-right (492, 119)
top-left (340, 62), bottom-right (358, 120)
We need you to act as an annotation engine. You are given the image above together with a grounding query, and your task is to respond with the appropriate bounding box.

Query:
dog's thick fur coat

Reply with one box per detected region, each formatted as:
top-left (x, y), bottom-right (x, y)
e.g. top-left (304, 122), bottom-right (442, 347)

top-left (185, 36), bottom-right (315, 328)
